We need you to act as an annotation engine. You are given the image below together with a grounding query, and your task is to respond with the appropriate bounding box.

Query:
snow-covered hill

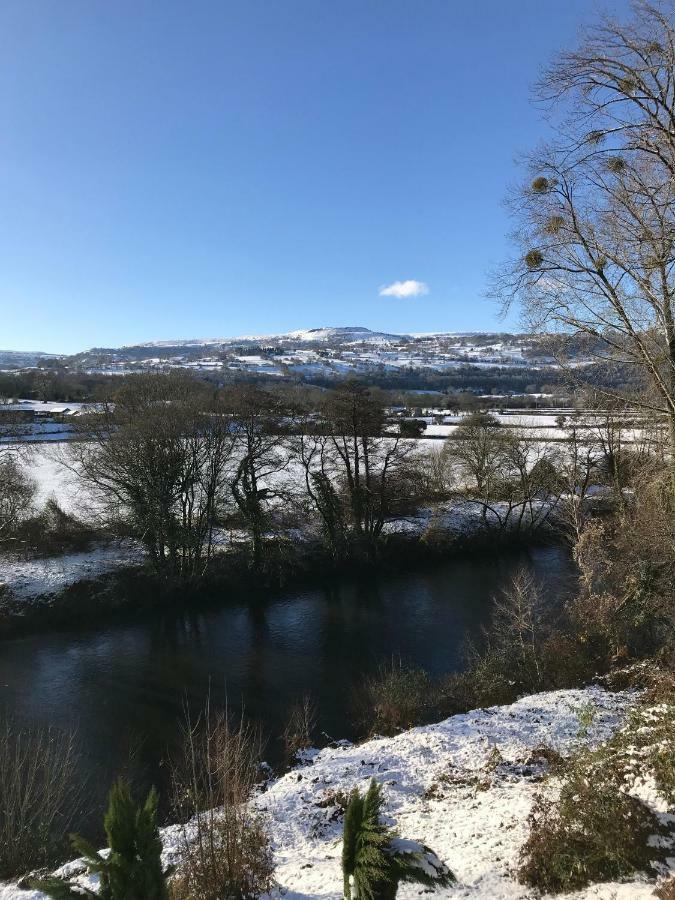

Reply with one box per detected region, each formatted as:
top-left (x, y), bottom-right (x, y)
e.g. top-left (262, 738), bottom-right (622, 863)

top-left (283, 326), bottom-right (407, 344)
top-left (0, 350), bottom-right (60, 370)
top-left (59, 327), bottom-right (568, 379)
top-left (4, 327), bottom-right (603, 383)
top-left (119, 326), bottom-right (408, 349)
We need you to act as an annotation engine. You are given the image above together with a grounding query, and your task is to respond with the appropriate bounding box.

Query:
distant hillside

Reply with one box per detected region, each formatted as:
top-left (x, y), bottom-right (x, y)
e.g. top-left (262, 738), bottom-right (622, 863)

top-left (0, 350), bottom-right (60, 369)
top-left (60, 327), bottom-right (561, 378)
top-left (128, 325), bottom-right (410, 349)
top-left (0, 326), bottom-right (643, 401)
top-left (3, 327), bottom-right (629, 398)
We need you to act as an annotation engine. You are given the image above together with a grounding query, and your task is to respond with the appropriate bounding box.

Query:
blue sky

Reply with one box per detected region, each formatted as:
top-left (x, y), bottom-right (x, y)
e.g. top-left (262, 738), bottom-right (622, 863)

top-left (0, 0), bottom-right (629, 353)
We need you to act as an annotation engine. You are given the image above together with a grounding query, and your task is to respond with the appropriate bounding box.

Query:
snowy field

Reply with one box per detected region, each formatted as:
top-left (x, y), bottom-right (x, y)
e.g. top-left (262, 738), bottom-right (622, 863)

top-left (18, 412), bottom-right (648, 517)
top-left (414, 410), bottom-right (656, 444)
top-left (22, 444), bottom-right (95, 515)
top-left (0, 446), bottom-right (139, 600)
top-left (4, 686), bottom-right (672, 900)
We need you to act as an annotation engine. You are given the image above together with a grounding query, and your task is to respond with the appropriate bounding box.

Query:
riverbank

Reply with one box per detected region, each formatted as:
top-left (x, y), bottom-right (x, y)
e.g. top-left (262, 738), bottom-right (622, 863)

top-left (0, 500), bottom-right (565, 638)
top-left (4, 684), bottom-right (672, 899)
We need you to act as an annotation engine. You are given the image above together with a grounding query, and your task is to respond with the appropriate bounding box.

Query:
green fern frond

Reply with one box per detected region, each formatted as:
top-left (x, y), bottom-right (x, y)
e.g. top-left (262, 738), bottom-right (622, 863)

top-left (342, 779), bottom-right (455, 898)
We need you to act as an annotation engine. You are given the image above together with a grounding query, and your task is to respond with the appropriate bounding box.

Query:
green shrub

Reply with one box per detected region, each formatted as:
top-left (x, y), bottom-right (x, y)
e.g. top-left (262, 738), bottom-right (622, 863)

top-left (342, 781), bottom-right (392, 899)
top-left (518, 709), bottom-right (674, 898)
top-left (342, 780), bottom-right (455, 899)
top-left (519, 770), bottom-right (664, 893)
top-left (33, 779), bottom-right (167, 900)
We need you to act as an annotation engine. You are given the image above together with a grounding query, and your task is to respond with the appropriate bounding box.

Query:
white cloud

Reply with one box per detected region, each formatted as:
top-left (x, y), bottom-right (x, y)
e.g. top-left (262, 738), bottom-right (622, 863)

top-left (378, 279), bottom-right (429, 299)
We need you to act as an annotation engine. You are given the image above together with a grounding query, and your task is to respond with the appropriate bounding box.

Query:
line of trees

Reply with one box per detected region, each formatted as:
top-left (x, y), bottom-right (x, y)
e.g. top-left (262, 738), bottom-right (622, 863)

top-left (2, 369), bottom-right (666, 586)
top-left (64, 376), bottom-right (421, 578)
top-left (47, 372), bottom-right (663, 584)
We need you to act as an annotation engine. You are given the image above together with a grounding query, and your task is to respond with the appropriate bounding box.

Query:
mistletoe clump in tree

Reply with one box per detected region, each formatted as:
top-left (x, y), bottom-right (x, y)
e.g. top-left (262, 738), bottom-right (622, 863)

top-left (496, 2), bottom-right (675, 494)
top-left (32, 779), bottom-right (167, 900)
top-left (342, 779), bottom-right (455, 899)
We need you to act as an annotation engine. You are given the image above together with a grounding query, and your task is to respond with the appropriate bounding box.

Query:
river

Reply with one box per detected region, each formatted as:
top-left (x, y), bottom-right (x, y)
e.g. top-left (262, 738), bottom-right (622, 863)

top-left (0, 544), bottom-right (574, 833)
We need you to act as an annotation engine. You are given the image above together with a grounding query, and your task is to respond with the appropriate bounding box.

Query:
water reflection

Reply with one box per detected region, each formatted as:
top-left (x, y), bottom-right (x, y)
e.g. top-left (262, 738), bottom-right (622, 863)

top-left (0, 545), bottom-right (574, 831)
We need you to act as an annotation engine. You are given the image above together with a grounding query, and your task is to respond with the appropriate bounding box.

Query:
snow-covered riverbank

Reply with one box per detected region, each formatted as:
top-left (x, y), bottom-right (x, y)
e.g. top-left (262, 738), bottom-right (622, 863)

top-left (0, 539), bottom-right (144, 602)
top-left (1, 429), bottom-right (560, 608)
top-left (4, 685), bottom-right (672, 900)
top-left (1, 442), bottom-right (560, 615)
top-left (0, 495), bottom-right (556, 606)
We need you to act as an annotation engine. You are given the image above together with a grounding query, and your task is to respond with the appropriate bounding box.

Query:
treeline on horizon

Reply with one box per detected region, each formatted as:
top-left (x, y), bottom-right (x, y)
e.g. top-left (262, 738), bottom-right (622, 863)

top-left (0, 356), bottom-right (645, 406)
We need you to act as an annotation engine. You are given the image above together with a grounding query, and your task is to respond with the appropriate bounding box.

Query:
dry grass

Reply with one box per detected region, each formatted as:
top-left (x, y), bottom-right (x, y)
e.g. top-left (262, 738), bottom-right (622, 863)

top-left (282, 693), bottom-right (317, 764)
top-left (656, 876), bottom-right (675, 899)
top-left (356, 659), bottom-right (436, 736)
top-left (0, 716), bottom-right (81, 878)
top-left (169, 701), bottom-right (274, 900)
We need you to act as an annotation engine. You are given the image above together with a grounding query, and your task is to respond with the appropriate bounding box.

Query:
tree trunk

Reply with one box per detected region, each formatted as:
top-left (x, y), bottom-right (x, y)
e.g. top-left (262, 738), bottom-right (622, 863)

top-left (668, 413), bottom-right (675, 504)
top-left (251, 520), bottom-right (263, 572)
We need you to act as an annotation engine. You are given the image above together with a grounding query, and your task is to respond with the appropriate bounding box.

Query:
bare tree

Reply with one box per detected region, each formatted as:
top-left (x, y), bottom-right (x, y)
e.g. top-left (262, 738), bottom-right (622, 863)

top-left (414, 443), bottom-right (455, 500)
top-left (0, 407), bottom-right (35, 542)
top-left (319, 382), bottom-right (414, 556)
top-left (496, 2), bottom-right (675, 489)
top-left (555, 396), bottom-right (657, 538)
top-left (295, 424), bottom-right (348, 559)
top-left (170, 700), bottom-right (274, 900)
top-left (225, 384), bottom-right (290, 571)
top-left (556, 422), bottom-right (599, 545)
top-left (443, 414), bottom-right (563, 534)
top-left (0, 454), bottom-right (35, 541)
top-left (442, 413), bottom-right (508, 508)
top-left (70, 376), bottom-right (235, 579)
top-left (490, 569), bottom-right (545, 689)
top-left (282, 693), bottom-right (317, 764)
top-left (500, 433), bottom-right (565, 533)
top-left (0, 717), bottom-right (80, 878)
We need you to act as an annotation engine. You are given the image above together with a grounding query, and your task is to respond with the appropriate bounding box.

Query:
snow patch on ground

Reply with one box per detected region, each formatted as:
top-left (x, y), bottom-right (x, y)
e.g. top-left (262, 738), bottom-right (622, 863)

top-left (21, 445), bottom-right (97, 516)
top-left (0, 540), bottom-right (144, 601)
top-left (4, 687), bottom-right (669, 900)
top-left (246, 687), bottom-right (649, 900)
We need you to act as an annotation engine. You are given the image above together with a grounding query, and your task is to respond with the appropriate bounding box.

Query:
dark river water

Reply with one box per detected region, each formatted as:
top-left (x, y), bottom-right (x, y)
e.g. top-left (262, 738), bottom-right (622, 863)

top-left (0, 545), bottom-right (574, 832)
